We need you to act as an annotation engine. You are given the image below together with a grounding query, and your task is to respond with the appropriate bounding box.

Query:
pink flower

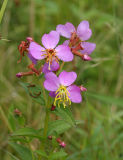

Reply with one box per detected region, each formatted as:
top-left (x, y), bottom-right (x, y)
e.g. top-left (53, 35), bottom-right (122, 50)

top-left (42, 60), bottom-right (60, 74)
top-left (44, 71), bottom-right (82, 107)
top-left (57, 21), bottom-right (96, 61)
top-left (29, 31), bottom-right (73, 72)
top-left (56, 20), bottom-right (92, 41)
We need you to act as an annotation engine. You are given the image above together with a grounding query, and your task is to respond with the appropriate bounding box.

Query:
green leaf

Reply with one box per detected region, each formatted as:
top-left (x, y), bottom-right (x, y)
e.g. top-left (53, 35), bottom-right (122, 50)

top-left (0, 149), bottom-right (20, 160)
top-left (19, 82), bottom-right (45, 105)
top-left (35, 150), bottom-right (48, 158)
top-left (48, 120), bottom-right (83, 135)
top-left (0, 0), bottom-right (8, 24)
top-left (11, 127), bottom-right (44, 140)
top-left (49, 150), bottom-right (67, 160)
top-left (53, 106), bottom-right (76, 126)
top-left (9, 142), bottom-right (32, 160)
top-left (9, 136), bottom-right (29, 143)
top-left (17, 116), bottom-right (25, 126)
top-left (8, 105), bottom-right (16, 131)
top-left (87, 92), bottom-right (123, 107)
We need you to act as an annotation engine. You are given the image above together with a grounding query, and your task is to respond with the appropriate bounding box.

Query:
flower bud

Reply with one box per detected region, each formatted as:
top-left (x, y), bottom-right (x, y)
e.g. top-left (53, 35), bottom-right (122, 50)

top-left (16, 72), bottom-right (22, 78)
top-left (14, 108), bottom-right (22, 116)
top-left (48, 136), bottom-right (52, 140)
top-left (82, 54), bottom-right (91, 61)
top-left (79, 85), bottom-right (87, 92)
top-left (60, 141), bottom-right (66, 148)
top-left (26, 37), bottom-right (33, 42)
top-left (51, 104), bottom-right (56, 111)
top-left (56, 138), bottom-right (62, 143)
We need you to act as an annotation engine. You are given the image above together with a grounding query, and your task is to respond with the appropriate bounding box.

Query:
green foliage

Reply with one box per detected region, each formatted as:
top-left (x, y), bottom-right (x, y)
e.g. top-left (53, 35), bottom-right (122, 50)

top-left (8, 105), bottom-right (25, 131)
top-left (0, 0), bottom-right (8, 24)
top-left (20, 82), bottom-right (45, 106)
top-left (48, 119), bottom-right (83, 136)
top-left (87, 92), bottom-right (123, 107)
top-left (49, 150), bottom-right (67, 160)
top-left (9, 142), bottom-right (33, 160)
top-left (35, 150), bottom-right (48, 158)
top-left (53, 106), bottom-right (76, 126)
top-left (11, 127), bottom-right (44, 140)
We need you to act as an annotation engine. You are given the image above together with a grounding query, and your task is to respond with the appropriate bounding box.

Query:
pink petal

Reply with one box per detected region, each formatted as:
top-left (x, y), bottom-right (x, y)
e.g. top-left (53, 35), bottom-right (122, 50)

top-left (29, 42), bottom-right (45, 60)
top-left (59, 71), bottom-right (77, 86)
top-left (65, 22), bottom-right (76, 33)
top-left (41, 31), bottom-right (59, 49)
top-left (44, 72), bottom-right (60, 91)
top-left (67, 85), bottom-right (82, 103)
top-left (77, 20), bottom-right (92, 41)
top-left (55, 45), bottom-right (73, 62)
top-left (63, 40), bottom-right (70, 46)
top-left (49, 91), bottom-right (56, 97)
top-left (80, 42), bottom-right (96, 55)
top-left (56, 24), bottom-right (71, 38)
top-left (27, 53), bottom-right (37, 64)
top-left (42, 60), bottom-right (60, 73)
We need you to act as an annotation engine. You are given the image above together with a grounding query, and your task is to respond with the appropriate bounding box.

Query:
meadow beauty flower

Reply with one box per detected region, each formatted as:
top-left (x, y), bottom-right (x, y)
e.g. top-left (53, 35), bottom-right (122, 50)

top-left (29, 31), bottom-right (73, 71)
top-left (56, 20), bottom-right (92, 42)
top-left (57, 21), bottom-right (96, 61)
top-left (44, 71), bottom-right (83, 107)
top-left (80, 42), bottom-right (96, 61)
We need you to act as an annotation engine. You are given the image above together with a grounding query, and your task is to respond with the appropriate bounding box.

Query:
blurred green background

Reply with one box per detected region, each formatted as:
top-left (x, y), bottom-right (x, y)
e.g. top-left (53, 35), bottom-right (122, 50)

top-left (0, 0), bottom-right (123, 159)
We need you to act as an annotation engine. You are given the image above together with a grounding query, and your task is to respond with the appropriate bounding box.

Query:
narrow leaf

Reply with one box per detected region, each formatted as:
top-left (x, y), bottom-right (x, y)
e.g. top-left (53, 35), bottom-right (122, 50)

top-left (11, 127), bottom-right (44, 140)
top-left (9, 142), bottom-right (32, 160)
top-left (87, 92), bottom-right (123, 107)
top-left (35, 150), bottom-right (48, 158)
top-left (49, 150), bottom-right (67, 160)
top-left (53, 106), bottom-right (76, 126)
top-left (48, 120), bottom-right (83, 135)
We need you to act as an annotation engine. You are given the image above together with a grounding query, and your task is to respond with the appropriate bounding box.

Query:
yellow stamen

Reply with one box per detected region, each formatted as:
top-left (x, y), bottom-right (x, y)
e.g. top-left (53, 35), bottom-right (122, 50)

top-left (54, 85), bottom-right (71, 108)
top-left (41, 48), bottom-right (59, 70)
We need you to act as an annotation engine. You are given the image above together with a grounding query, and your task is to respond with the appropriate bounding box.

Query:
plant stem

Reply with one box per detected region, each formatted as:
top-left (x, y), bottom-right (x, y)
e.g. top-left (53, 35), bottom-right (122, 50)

top-left (39, 96), bottom-right (50, 160)
top-left (0, 106), bottom-right (13, 133)
top-left (0, 0), bottom-right (8, 24)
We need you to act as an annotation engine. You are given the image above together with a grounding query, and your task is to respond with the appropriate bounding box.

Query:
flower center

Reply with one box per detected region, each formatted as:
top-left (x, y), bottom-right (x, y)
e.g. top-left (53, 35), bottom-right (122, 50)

top-left (41, 49), bottom-right (59, 70)
top-left (54, 85), bottom-right (71, 108)
top-left (69, 32), bottom-right (81, 47)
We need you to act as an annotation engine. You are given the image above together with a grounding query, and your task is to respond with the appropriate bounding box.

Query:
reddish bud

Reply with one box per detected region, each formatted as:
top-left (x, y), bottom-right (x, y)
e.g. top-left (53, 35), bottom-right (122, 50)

top-left (56, 138), bottom-right (62, 143)
top-left (16, 71), bottom-right (34, 78)
top-left (60, 141), bottom-right (66, 148)
top-left (48, 136), bottom-right (52, 140)
top-left (16, 72), bottom-right (22, 78)
top-left (82, 54), bottom-right (91, 61)
top-left (79, 85), bottom-right (87, 92)
top-left (14, 108), bottom-right (22, 116)
top-left (26, 37), bottom-right (33, 42)
top-left (51, 104), bottom-right (56, 111)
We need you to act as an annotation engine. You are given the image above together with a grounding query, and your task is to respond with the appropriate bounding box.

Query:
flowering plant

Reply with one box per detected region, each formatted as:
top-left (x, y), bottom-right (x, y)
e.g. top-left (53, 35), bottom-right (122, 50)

top-left (13, 20), bottom-right (96, 160)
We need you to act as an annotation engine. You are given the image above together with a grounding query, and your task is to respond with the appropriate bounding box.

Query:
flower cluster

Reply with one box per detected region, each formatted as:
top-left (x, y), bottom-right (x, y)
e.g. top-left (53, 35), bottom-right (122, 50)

top-left (16, 20), bottom-right (96, 107)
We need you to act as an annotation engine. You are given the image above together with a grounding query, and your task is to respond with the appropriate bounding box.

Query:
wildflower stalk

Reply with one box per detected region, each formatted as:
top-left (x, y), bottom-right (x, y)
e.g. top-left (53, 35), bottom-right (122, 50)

top-left (0, 106), bottom-right (13, 133)
top-left (39, 96), bottom-right (50, 160)
top-left (0, 0), bottom-right (8, 24)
